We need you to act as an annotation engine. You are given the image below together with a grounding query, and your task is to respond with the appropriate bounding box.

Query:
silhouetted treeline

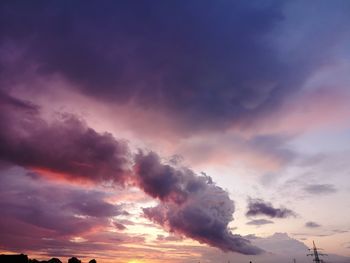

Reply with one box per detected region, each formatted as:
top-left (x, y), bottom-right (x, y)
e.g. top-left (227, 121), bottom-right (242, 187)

top-left (0, 254), bottom-right (96, 263)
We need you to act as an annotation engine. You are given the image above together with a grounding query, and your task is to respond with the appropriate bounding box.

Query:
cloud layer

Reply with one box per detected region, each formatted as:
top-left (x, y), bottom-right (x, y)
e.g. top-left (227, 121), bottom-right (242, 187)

top-left (2, 1), bottom-right (348, 132)
top-left (1, 1), bottom-right (350, 260)
top-left (0, 168), bottom-right (127, 252)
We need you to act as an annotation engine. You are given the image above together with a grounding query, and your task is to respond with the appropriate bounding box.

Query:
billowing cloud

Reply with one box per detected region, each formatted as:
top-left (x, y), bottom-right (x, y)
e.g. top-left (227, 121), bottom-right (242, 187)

top-left (247, 219), bottom-right (274, 226)
top-left (0, 93), bottom-right (259, 254)
top-left (305, 221), bottom-right (321, 228)
top-left (137, 152), bottom-right (262, 255)
top-left (0, 92), bottom-right (130, 184)
top-left (246, 199), bottom-right (296, 218)
top-left (303, 184), bottom-right (337, 195)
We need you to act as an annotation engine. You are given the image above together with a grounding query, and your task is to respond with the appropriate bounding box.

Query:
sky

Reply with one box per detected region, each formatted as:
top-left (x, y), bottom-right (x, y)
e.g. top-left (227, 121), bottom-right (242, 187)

top-left (0, 1), bottom-right (350, 262)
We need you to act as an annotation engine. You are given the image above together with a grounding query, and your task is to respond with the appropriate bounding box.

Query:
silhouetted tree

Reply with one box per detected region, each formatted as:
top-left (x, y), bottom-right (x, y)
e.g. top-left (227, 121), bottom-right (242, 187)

top-left (48, 258), bottom-right (62, 263)
top-left (0, 254), bottom-right (28, 263)
top-left (68, 257), bottom-right (81, 263)
top-left (89, 260), bottom-right (96, 263)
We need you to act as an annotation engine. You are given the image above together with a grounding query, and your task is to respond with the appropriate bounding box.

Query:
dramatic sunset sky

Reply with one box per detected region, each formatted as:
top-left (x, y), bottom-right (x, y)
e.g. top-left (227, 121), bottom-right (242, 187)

top-left (1, 1), bottom-right (350, 262)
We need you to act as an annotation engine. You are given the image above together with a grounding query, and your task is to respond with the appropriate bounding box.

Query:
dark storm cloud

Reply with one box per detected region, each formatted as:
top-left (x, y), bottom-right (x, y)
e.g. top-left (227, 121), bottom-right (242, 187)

top-left (2, 1), bottom-right (347, 130)
top-left (0, 93), bottom-right (259, 254)
top-left (0, 93), bottom-right (130, 183)
top-left (305, 221), bottom-right (321, 228)
top-left (246, 199), bottom-right (296, 218)
top-left (303, 184), bottom-right (337, 195)
top-left (246, 219), bottom-right (274, 226)
top-left (137, 152), bottom-right (262, 255)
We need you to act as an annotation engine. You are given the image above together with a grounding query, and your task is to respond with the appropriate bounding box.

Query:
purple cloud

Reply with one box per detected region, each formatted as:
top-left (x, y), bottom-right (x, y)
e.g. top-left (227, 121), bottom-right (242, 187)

top-left (1, 1), bottom-right (348, 132)
top-left (0, 94), bottom-right (260, 254)
top-left (137, 152), bottom-right (262, 255)
top-left (305, 221), bottom-right (321, 228)
top-left (0, 1), bottom-right (348, 259)
top-left (246, 199), bottom-right (296, 218)
top-left (0, 92), bottom-right (130, 184)
top-left (113, 222), bottom-right (127, 231)
top-left (0, 168), bottom-right (129, 253)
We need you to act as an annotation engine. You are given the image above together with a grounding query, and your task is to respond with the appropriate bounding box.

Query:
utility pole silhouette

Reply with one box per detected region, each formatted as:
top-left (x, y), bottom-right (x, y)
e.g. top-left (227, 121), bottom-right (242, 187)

top-left (307, 241), bottom-right (327, 263)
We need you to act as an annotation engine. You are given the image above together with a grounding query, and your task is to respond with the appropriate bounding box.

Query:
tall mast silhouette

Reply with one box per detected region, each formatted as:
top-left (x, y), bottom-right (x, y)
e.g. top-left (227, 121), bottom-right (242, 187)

top-left (307, 241), bottom-right (327, 263)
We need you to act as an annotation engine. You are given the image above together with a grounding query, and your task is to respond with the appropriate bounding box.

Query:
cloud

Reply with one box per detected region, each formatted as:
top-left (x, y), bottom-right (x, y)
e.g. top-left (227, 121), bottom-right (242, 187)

top-left (0, 93), bottom-right (260, 254)
top-left (138, 152), bottom-right (262, 255)
top-left (251, 233), bottom-right (309, 255)
top-left (175, 132), bottom-right (297, 173)
top-left (171, 232), bottom-right (342, 263)
top-left (248, 135), bottom-right (296, 163)
top-left (1, 1), bottom-right (348, 132)
top-left (247, 219), bottom-right (274, 226)
top-left (113, 222), bottom-right (127, 231)
top-left (64, 198), bottom-right (127, 219)
top-left (113, 219), bottom-right (134, 231)
top-left (305, 221), bottom-right (321, 228)
top-left (246, 199), bottom-right (296, 218)
top-left (333, 229), bottom-right (348, 234)
top-left (0, 167), bottom-right (126, 251)
top-left (303, 184), bottom-right (337, 195)
top-left (0, 90), bottom-right (39, 111)
top-left (156, 234), bottom-right (183, 242)
top-left (0, 92), bottom-right (130, 184)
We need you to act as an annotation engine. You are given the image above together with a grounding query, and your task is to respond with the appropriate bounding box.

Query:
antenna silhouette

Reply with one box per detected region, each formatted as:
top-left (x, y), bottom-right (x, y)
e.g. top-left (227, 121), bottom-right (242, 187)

top-left (307, 241), bottom-right (327, 263)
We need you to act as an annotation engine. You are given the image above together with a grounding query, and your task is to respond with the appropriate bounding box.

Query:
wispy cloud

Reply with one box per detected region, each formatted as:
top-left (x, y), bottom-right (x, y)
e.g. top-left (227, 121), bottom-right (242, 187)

top-left (303, 184), bottom-right (337, 195)
top-left (247, 219), bottom-right (274, 226)
top-left (305, 221), bottom-right (321, 228)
